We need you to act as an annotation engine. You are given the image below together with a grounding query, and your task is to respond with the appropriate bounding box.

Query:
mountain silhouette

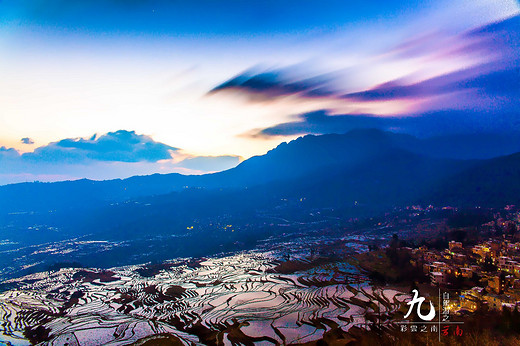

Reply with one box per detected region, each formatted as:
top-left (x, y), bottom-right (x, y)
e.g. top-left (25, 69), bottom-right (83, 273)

top-left (1, 129), bottom-right (519, 216)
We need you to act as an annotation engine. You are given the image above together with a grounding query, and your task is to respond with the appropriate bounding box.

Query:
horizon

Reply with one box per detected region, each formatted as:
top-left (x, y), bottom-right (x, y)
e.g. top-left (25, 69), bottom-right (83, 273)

top-left (3, 127), bottom-right (520, 188)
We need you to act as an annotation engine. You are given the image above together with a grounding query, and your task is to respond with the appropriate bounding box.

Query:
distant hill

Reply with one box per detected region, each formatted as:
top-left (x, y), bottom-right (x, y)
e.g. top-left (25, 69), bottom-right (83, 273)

top-left (77, 146), bottom-right (518, 241)
top-left (0, 129), bottom-right (408, 213)
top-left (404, 133), bottom-right (520, 160)
top-left (428, 152), bottom-right (520, 207)
top-left (210, 129), bottom-right (415, 187)
top-left (1, 129), bottom-right (520, 215)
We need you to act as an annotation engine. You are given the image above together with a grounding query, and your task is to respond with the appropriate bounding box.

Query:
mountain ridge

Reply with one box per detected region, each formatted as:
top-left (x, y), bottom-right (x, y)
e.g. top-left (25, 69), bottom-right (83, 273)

top-left (1, 129), bottom-right (519, 215)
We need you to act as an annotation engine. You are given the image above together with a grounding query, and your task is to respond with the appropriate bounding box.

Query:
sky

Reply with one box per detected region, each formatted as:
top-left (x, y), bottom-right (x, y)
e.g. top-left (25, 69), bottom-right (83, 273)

top-left (0, 0), bottom-right (519, 185)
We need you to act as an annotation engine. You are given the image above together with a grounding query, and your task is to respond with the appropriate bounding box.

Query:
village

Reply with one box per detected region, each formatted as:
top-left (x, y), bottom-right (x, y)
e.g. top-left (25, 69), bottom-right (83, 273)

top-left (409, 214), bottom-right (520, 314)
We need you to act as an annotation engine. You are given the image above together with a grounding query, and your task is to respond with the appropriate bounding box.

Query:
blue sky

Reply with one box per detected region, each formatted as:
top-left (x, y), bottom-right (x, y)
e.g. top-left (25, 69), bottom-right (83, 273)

top-left (0, 0), bottom-right (436, 35)
top-left (0, 0), bottom-right (519, 184)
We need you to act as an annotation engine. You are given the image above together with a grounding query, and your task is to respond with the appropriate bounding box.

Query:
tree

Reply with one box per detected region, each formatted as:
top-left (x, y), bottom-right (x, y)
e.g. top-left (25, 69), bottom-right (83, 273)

top-left (482, 255), bottom-right (496, 272)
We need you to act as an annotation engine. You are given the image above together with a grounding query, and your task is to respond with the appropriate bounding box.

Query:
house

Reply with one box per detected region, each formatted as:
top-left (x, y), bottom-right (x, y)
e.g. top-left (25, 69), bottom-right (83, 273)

top-left (499, 259), bottom-right (520, 277)
top-left (460, 286), bottom-right (485, 312)
top-left (483, 293), bottom-right (514, 311)
top-left (449, 241), bottom-right (463, 251)
top-left (487, 274), bottom-right (514, 294)
top-left (473, 245), bottom-right (491, 260)
top-left (460, 267), bottom-right (473, 279)
top-left (460, 292), bottom-right (480, 312)
top-left (431, 271), bottom-right (447, 285)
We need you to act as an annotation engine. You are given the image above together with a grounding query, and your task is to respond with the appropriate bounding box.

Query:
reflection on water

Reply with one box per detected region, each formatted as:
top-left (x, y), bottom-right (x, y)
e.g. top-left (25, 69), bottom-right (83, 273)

top-left (0, 249), bottom-right (409, 345)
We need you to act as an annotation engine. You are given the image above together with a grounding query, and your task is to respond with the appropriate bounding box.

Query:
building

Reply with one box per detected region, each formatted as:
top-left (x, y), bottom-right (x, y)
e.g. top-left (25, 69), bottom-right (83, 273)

top-left (488, 274), bottom-right (514, 294)
top-left (499, 258), bottom-right (520, 277)
top-left (473, 245), bottom-right (491, 260)
top-left (460, 287), bottom-right (485, 312)
top-left (488, 275), bottom-right (506, 294)
top-left (449, 241), bottom-right (463, 251)
top-left (460, 293), bottom-right (480, 312)
top-left (460, 267), bottom-right (473, 279)
top-left (431, 271), bottom-right (447, 285)
top-left (483, 293), bottom-right (514, 311)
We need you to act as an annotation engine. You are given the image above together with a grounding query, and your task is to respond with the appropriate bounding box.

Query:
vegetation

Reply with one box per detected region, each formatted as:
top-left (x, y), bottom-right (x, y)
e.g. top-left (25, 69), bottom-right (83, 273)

top-left (354, 248), bottom-right (427, 285)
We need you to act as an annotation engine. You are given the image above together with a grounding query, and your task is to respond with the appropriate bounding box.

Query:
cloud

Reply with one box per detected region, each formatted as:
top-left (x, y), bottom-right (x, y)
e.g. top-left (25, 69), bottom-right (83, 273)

top-left (213, 15), bottom-right (520, 135)
top-left (208, 67), bottom-right (337, 101)
top-left (0, 131), bottom-right (240, 185)
top-left (250, 108), bottom-right (520, 139)
top-left (0, 146), bottom-right (19, 154)
top-left (338, 64), bottom-right (520, 112)
top-left (342, 55), bottom-right (519, 109)
top-left (0, 146), bottom-right (21, 161)
top-left (248, 110), bottom-right (394, 138)
top-left (21, 137), bottom-right (34, 145)
top-left (22, 130), bottom-right (179, 163)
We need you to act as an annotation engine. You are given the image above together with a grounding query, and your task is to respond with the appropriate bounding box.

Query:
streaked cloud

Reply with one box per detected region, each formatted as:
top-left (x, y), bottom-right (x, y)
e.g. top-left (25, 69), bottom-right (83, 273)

top-left (219, 15), bottom-right (520, 139)
top-left (248, 109), bottom-right (520, 139)
top-left (209, 68), bottom-right (337, 101)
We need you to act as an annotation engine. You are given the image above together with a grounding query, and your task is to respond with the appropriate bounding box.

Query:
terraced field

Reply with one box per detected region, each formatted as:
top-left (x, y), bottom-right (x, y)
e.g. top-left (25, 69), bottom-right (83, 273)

top-left (0, 251), bottom-right (408, 345)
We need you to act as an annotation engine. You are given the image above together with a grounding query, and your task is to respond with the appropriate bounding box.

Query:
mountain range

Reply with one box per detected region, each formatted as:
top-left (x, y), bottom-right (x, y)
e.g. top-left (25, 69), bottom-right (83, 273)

top-left (1, 129), bottom-right (519, 217)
